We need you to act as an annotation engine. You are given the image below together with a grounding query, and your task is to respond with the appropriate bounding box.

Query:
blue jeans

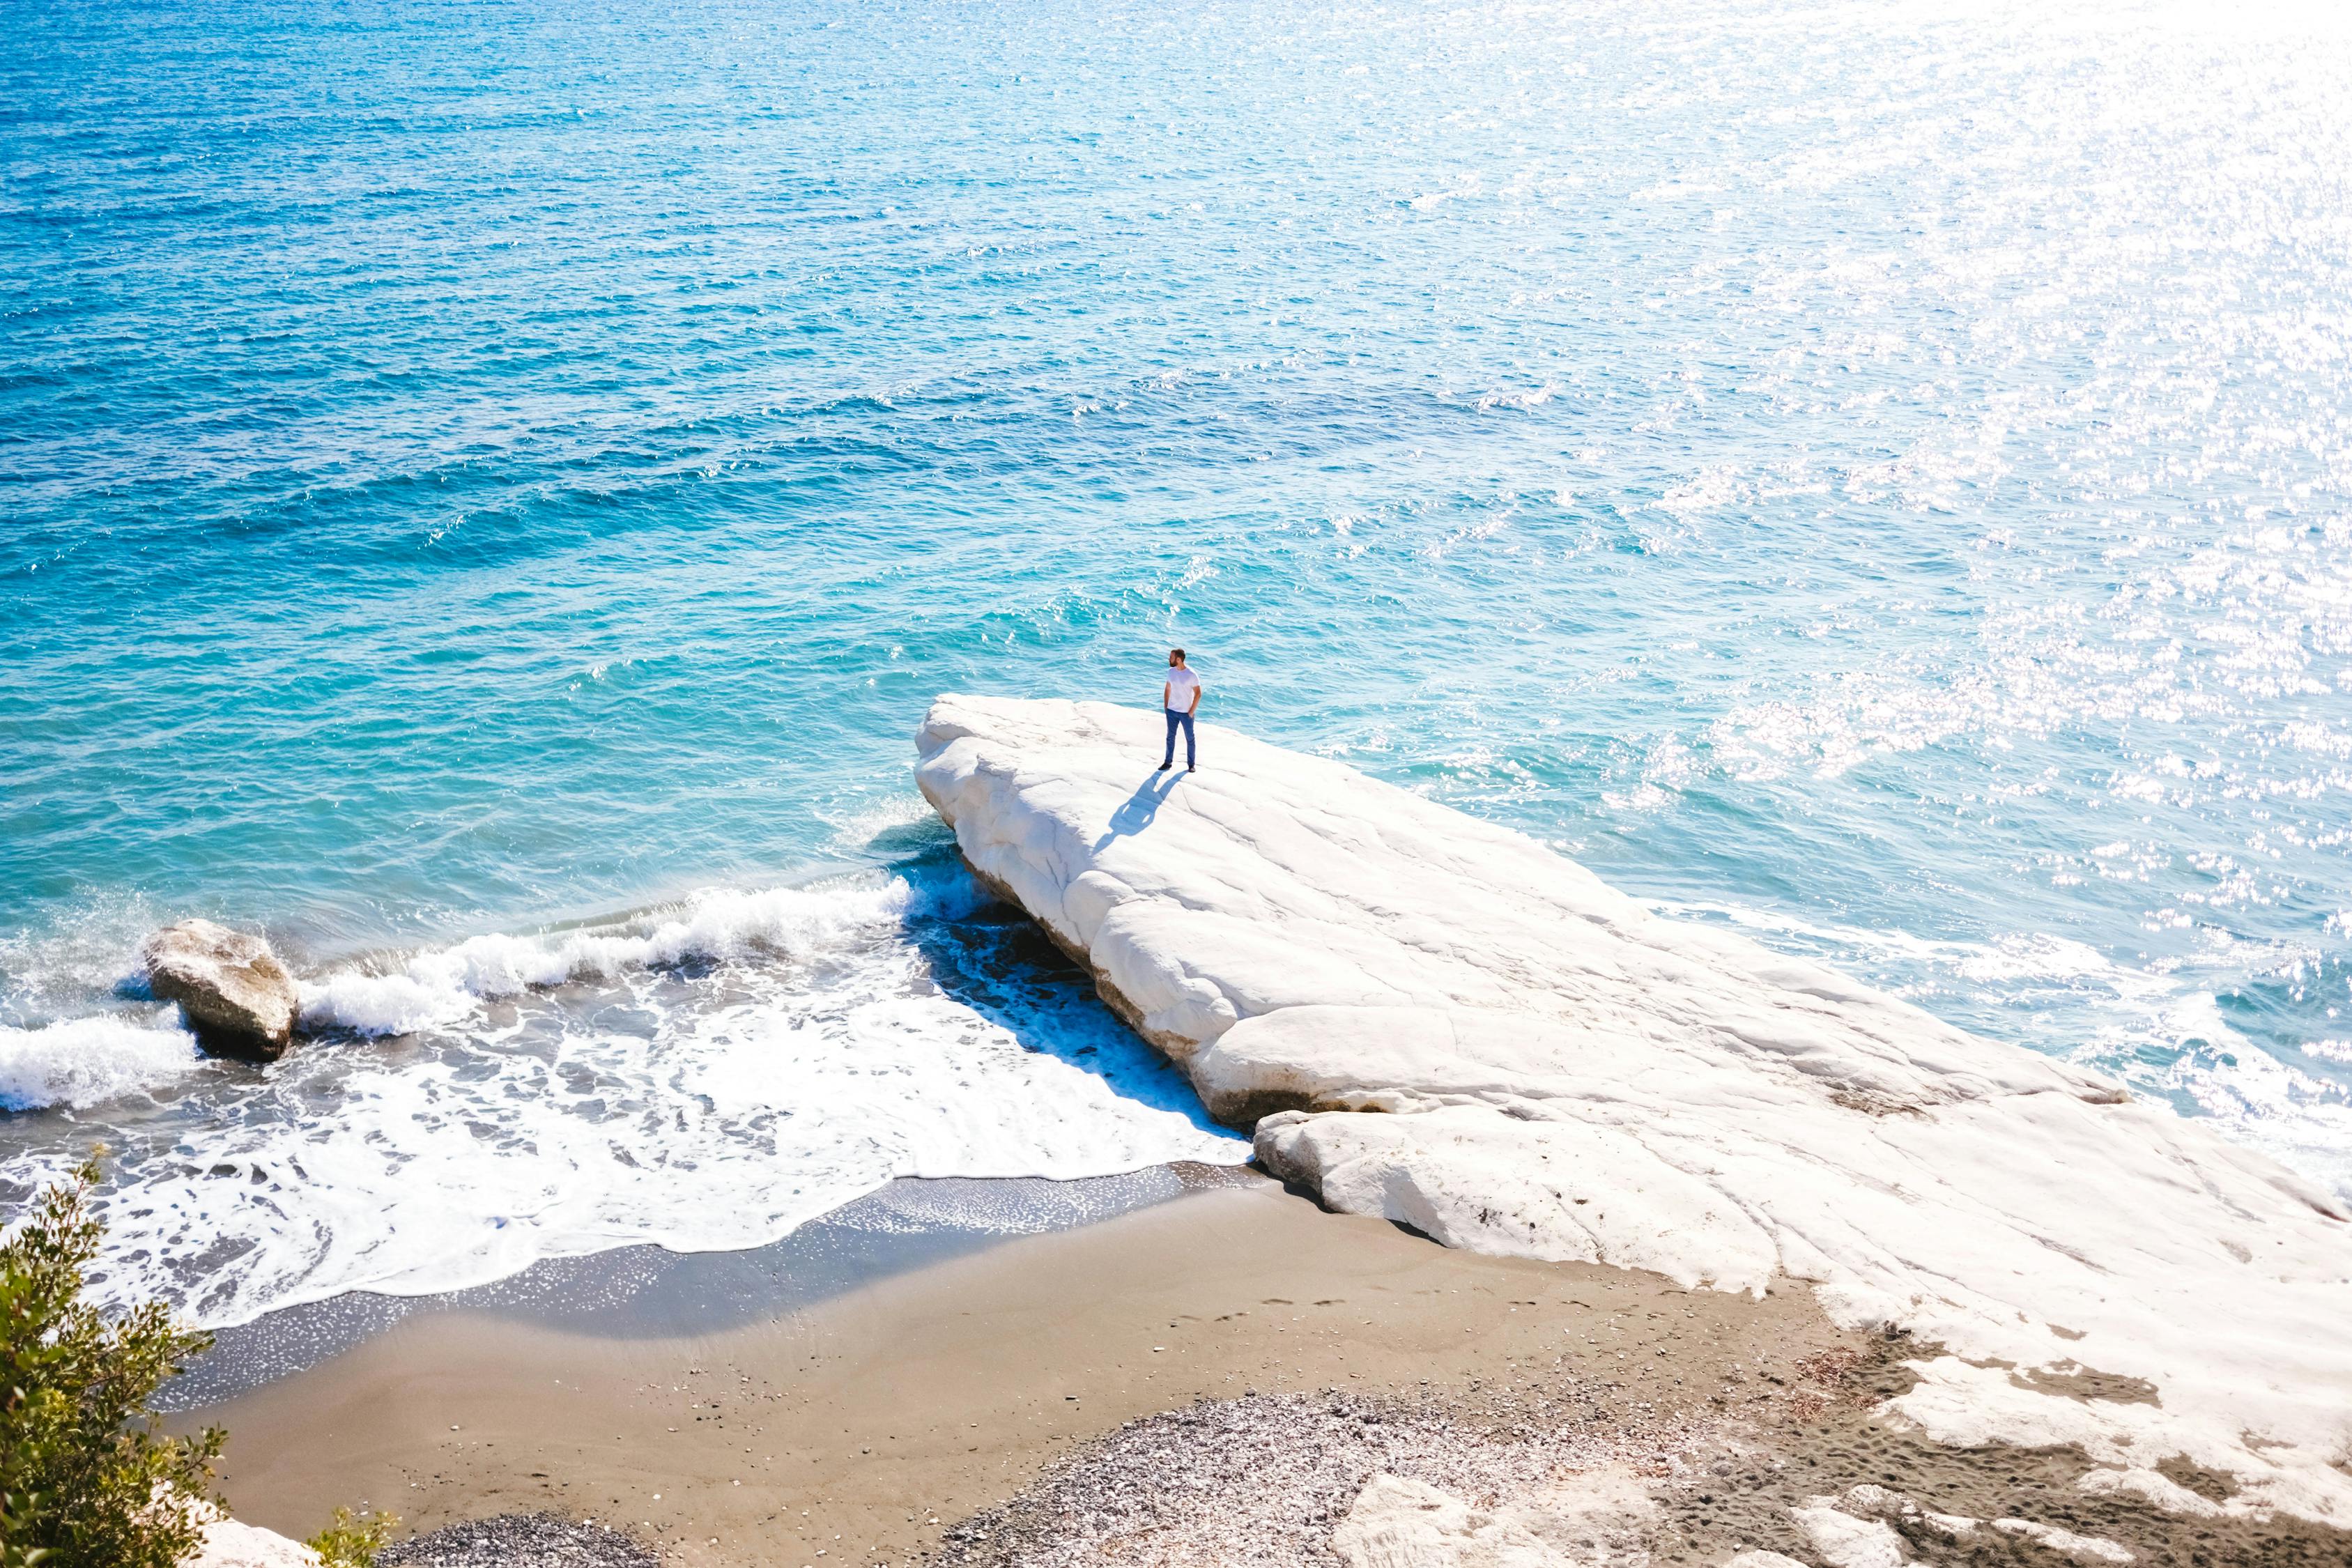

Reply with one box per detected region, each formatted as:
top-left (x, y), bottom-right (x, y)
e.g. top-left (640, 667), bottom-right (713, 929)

top-left (1162, 707), bottom-right (1196, 768)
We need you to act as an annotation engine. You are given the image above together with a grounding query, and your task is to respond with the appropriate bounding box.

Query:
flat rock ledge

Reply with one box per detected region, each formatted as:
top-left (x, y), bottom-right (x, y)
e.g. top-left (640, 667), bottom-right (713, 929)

top-left (914, 695), bottom-right (2352, 1527)
top-left (144, 918), bottom-right (300, 1061)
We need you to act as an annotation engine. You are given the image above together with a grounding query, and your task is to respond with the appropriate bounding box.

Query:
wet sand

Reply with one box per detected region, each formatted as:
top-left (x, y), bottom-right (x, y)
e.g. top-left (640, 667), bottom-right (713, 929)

top-left (182, 1176), bottom-right (1832, 1562)
top-left (179, 1175), bottom-right (2352, 1567)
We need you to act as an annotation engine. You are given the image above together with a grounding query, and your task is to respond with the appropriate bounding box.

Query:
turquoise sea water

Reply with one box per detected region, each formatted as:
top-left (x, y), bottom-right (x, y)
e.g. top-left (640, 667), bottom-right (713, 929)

top-left (6, 0), bottom-right (2351, 1321)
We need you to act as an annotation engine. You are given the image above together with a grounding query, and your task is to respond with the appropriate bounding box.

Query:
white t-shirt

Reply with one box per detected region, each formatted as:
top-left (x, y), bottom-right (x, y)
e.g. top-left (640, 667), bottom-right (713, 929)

top-left (1164, 667), bottom-right (1202, 712)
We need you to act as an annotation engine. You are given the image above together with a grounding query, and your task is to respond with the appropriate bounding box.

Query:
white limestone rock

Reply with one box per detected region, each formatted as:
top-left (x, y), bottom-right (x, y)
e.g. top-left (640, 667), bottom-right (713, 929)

top-left (2074, 1466), bottom-right (2224, 1519)
top-left (1827, 1486), bottom-right (1914, 1523)
top-left (1817, 1487), bottom-right (1976, 1546)
top-left (1788, 1505), bottom-right (1906, 1568)
top-left (184, 1515), bottom-right (321, 1568)
top-left (1990, 1517), bottom-right (2135, 1565)
top-left (1332, 1470), bottom-right (1656, 1568)
top-left (1332, 1475), bottom-right (1571, 1568)
top-left (912, 695), bottom-right (2352, 1525)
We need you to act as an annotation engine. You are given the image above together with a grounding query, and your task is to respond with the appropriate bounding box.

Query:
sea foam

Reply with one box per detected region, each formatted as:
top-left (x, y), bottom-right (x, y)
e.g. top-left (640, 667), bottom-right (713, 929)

top-left (29, 865), bottom-right (1240, 1328)
top-left (299, 875), bottom-right (979, 1037)
top-left (0, 1013), bottom-right (203, 1111)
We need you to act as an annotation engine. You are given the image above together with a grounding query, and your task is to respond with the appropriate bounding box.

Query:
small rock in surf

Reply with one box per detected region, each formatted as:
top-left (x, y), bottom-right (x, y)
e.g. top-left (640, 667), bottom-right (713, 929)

top-left (142, 918), bottom-right (299, 1061)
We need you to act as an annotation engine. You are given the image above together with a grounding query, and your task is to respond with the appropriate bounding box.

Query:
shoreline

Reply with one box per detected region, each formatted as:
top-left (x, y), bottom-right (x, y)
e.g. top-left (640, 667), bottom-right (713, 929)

top-left (913, 696), bottom-right (2352, 1530)
top-left (169, 1176), bottom-right (2348, 1567)
top-left (174, 1176), bottom-right (1834, 1562)
top-left (160, 1165), bottom-right (1238, 1411)
top-left (95, 695), bottom-right (2352, 1565)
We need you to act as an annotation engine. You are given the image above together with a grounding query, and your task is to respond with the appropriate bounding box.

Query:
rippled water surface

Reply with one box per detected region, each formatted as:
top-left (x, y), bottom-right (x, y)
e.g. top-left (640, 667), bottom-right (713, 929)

top-left (6, 0), bottom-right (2351, 1321)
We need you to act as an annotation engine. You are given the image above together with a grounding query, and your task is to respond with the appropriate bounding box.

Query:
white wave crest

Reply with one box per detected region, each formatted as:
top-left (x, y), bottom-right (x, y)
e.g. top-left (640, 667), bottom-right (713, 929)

top-left (3, 862), bottom-right (1243, 1326)
top-left (0, 1013), bottom-right (204, 1111)
top-left (302, 873), bottom-right (974, 1037)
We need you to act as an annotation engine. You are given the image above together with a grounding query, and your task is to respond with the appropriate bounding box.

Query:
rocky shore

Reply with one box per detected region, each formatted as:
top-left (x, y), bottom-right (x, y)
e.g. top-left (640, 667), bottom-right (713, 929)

top-left (928, 1346), bottom-right (2352, 1568)
top-left (162, 698), bottom-right (2352, 1568)
top-left (914, 695), bottom-right (2352, 1530)
top-left (381, 1514), bottom-right (656, 1567)
top-left (179, 1176), bottom-right (2352, 1568)
top-left (142, 917), bottom-right (302, 1061)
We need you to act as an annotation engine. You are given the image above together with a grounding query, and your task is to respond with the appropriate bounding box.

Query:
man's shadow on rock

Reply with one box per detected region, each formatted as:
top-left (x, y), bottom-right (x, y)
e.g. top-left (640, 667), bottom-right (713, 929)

top-left (1093, 769), bottom-right (1181, 851)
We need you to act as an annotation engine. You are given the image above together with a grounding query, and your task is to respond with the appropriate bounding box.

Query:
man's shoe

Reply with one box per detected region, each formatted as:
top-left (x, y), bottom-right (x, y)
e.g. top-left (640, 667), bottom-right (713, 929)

top-left (1158, 763), bottom-right (1171, 771)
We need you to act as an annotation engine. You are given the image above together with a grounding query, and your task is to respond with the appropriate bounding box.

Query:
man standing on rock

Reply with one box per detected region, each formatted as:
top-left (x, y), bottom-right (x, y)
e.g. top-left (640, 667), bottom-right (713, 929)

top-left (1160, 648), bottom-right (1202, 772)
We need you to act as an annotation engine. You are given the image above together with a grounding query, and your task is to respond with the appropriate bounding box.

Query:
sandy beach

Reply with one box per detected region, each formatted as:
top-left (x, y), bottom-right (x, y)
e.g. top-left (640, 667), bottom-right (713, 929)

top-left (174, 1173), bottom-right (2346, 1567)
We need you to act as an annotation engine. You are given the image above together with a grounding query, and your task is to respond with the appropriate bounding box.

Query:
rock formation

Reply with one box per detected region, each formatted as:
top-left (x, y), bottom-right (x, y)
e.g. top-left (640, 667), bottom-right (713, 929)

top-left (914, 695), bottom-right (2352, 1525)
top-left (184, 1512), bottom-right (321, 1568)
top-left (1332, 1469), bottom-right (1657, 1568)
top-left (143, 918), bottom-right (300, 1061)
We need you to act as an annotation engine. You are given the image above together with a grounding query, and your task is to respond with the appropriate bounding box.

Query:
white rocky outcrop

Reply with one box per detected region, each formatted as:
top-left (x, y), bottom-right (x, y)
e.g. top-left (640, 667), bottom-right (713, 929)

top-left (1332, 1474), bottom-right (1569, 1568)
top-left (1332, 1470), bottom-right (1657, 1568)
top-left (1989, 1518), bottom-right (2135, 1565)
top-left (184, 1514), bottom-right (321, 1568)
top-left (914, 696), bottom-right (2352, 1525)
top-left (144, 919), bottom-right (300, 1061)
top-left (1788, 1503), bottom-right (1906, 1568)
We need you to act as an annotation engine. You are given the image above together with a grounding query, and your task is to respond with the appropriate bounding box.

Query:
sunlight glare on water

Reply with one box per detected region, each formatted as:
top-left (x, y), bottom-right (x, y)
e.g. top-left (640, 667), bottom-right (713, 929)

top-left (3, 0), bottom-right (2350, 1319)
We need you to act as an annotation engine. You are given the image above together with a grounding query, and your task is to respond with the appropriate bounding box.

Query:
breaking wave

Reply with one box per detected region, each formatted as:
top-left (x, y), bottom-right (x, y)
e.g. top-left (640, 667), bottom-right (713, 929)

top-left (0, 1013), bottom-right (204, 1112)
top-left (1, 861), bottom-right (1243, 1327)
top-left (298, 875), bottom-right (983, 1037)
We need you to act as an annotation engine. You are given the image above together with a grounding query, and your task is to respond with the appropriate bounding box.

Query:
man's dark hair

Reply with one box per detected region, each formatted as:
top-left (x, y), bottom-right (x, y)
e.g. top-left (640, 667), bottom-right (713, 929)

top-left (1170, 647), bottom-right (1186, 661)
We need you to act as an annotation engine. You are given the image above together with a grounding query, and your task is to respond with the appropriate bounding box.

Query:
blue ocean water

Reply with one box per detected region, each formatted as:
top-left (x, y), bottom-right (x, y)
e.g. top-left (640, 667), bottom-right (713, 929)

top-left (5, 0), bottom-right (2350, 1321)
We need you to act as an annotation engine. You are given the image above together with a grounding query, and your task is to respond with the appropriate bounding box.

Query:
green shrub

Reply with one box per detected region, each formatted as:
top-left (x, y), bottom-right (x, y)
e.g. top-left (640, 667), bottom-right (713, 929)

top-left (307, 1506), bottom-right (399, 1568)
top-left (0, 1158), bottom-right (225, 1568)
